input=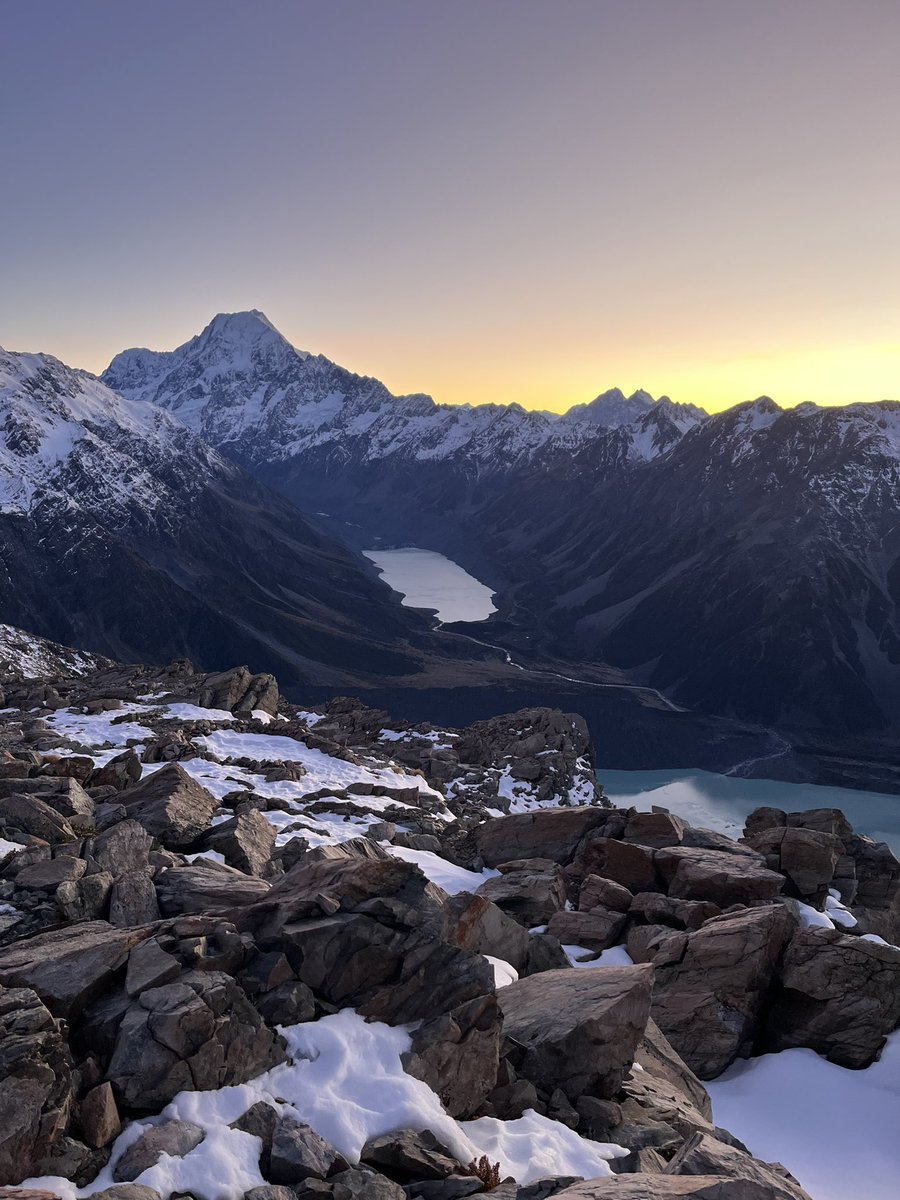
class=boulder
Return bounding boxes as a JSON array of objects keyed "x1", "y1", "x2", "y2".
[
  {"x1": 119, "y1": 765, "x2": 218, "y2": 850},
  {"x1": 196, "y1": 667, "x2": 279, "y2": 717},
  {"x1": 474, "y1": 808, "x2": 610, "y2": 868},
  {"x1": 56, "y1": 871, "x2": 114, "y2": 921},
  {"x1": 442, "y1": 892, "x2": 530, "y2": 974},
  {"x1": 360, "y1": 1129, "x2": 462, "y2": 1182},
  {"x1": 764, "y1": 925, "x2": 900, "y2": 1067},
  {"x1": 665, "y1": 1132, "x2": 813, "y2": 1200},
  {"x1": 655, "y1": 847, "x2": 783, "y2": 907},
  {"x1": 550, "y1": 1178, "x2": 797, "y2": 1198},
  {"x1": 578, "y1": 874, "x2": 633, "y2": 913},
  {"x1": 476, "y1": 861, "x2": 567, "y2": 927},
  {"x1": 650, "y1": 906, "x2": 793, "y2": 1077},
  {"x1": 0, "y1": 794, "x2": 75, "y2": 845},
  {"x1": 401, "y1": 992, "x2": 501, "y2": 1117},
  {"x1": 629, "y1": 893, "x2": 720, "y2": 932},
  {"x1": 567, "y1": 839, "x2": 659, "y2": 894},
  {"x1": 0, "y1": 922, "x2": 146, "y2": 1018},
  {"x1": 546, "y1": 907, "x2": 627, "y2": 951},
  {"x1": 744, "y1": 827, "x2": 841, "y2": 903},
  {"x1": 205, "y1": 810, "x2": 276, "y2": 877},
  {"x1": 0, "y1": 986, "x2": 75, "y2": 1185},
  {"x1": 106, "y1": 969, "x2": 285, "y2": 1112},
  {"x1": 87, "y1": 751, "x2": 142, "y2": 792},
  {"x1": 113, "y1": 1120, "x2": 205, "y2": 1181},
  {"x1": 622, "y1": 812, "x2": 686, "y2": 849},
  {"x1": 497, "y1": 965, "x2": 653, "y2": 1101},
  {"x1": 155, "y1": 864, "x2": 270, "y2": 915},
  {"x1": 269, "y1": 1116, "x2": 340, "y2": 1184},
  {"x1": 76, "y1": 1082, "x2": 121, "y2": 1149},
  {"x1": 14, "y1": 857, "x2": 87, "y2": 890}
]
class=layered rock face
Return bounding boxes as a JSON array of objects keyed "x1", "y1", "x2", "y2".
[{"x1": 0, "y1": 646, "x2": 896, "y2": 1198}]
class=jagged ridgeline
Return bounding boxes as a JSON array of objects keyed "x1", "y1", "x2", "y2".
[
  {"x1": 103, "y1": 311, "x2": 900, "y2": 736},
  {"x1": 0, "y1": 629, "x2": 897, "y2": 1198}
]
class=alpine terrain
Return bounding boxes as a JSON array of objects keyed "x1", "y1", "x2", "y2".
[{"x1": 105, "y1": 312, "x2": 900, "y2": 742}]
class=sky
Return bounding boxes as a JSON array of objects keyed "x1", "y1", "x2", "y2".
[{"x1": 1, "y1": 0, "x2": 898, "y2": 413}]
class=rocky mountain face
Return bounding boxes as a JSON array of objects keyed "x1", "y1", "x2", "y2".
[
  {"x1": 103, "y1": 312, "x2": 702, "y2": 558},
  {"x1": 105, "y1": 313, "x2": 900, "y2": 736},
  {"x1": 0, "y1": 346, "x2": 492, "y2": 689},
  {"x1": 0, "y1": 634, "x2": 897, "y2": 1198}
]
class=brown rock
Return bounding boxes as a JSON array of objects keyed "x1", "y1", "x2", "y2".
[
  {"x1": 119, "y1": 765, "x2": 218, "y2": 850},
  {"x1": 474, "y1": 807, "x2": 610, "y2": 868},
  {"x1": 651, "y1": 906, "x2": 793, "y2": 1077},
  {"x1": 655, "y1": 847, "x2": 783, "y2": 907},
  {"x1": 497, "y1": 965, "x2": 654, "y2": 1101},
  {"x1": 77, "y1": 1082, "x2": 120, "y2": 1150}
]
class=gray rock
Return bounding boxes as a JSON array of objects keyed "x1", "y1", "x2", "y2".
[
  {"x1": 497, "y1": 965, "x2": 654, "y2": 1101},
  {"x1": 443, "y1": 892, "x2": 530, "y2": 973},
  {"x1": 0, "y1": 921, "x2": 146, "y2": 1018},
  {"x1": 546, "y1": 907, "x2": 627, "y2": 951},
  {"x1": 14, "y1": 857, "x2": 87, "y2": 890},
  {"x1": 56, "y1": 872, "x2": 114, "y2": 921},
  {"x1": 474, "y1": 807, "x2": 609, "y2": 868},
  {"x1": 206, "y1": 810, "x2": 276, "y2": 877},
  {"x1": 114, "y1": 1121, "x2": 205, "y2": 1182},
  {"x1": 119, "y1": 765, "x2": 218, "y2": 850},
  {"x1": 0, "y1": 794, "x2": 76, "y2": 844},
  {"x1": 76, "y1": 1082, "x2": 121, "y2": 1149},
  {"x1": 0, "y1": 986, "x2": 75, "y2": 1185},
  {"x1": 269, "y1": 1116, "x2": 340, "y2": 1184},
  {"x1": 155, "y1": 863, "x2": 270, "y2": 915},
  {"x1": 361, "y1": 1129, "x2": 462, "y2": 1182},
  {"x1": 106, "y1": 969, "x2": 285, "y2": 1113},
  {"x1": 196, "y1": 666, "x2": 279, "y2": 717},
  {"x1": 402, "y1": 993, "x2": 500, "y2": 1118},
  {"x1": 476, "y1": 862, "x2": 567, "y2": 927},
  {"x1": 665, "y1": 1131, "x2": 813, "y2": 1199}
]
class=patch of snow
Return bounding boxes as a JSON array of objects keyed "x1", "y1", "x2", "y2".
[
  {"x1": 707, "y1": 1031, "x2": 900, "y2": 1200},
  {"x1": 160, "y1": 704, "x2": 236, "y2": 723},
  {"x1": 194, "y1": 730, "x2": 444, "y2": 802},
  {"x1": 384, "y1": 845, "x2": 500, "y2": 895},
  {"x1": 24, "y1": 1010, "x2": 625, "y2": 1199},
  {"x1": 484, "y1": 955, "x2": 519, "y2": 989},
  {"x1": 563, "y1": 943, "x2": 634, "y2": 969}
]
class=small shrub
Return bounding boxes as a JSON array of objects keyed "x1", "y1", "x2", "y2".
[{"x1": 462, "y1": 1154, "x2": 502, "y2": 1188}]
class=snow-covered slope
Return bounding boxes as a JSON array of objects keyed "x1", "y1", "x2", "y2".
[
  {"x1": 0, "y1": 345, "x2": 474, "y2": 686},
  {"x1": 103, "y1": 310, "x2": 705, "y2": 469}
]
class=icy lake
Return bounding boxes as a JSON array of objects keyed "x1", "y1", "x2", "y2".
[
  {"x1": 363, "y1": 547, "x2": 497, "y2": 623},
  {"x1": 601, "y1": 767, "x2": 900, "y2": 853}
]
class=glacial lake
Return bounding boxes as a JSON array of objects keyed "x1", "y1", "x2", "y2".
[
  {"x1": 602, "y1": 767, "x2": 900, "y2": 853},
  {"x1": 364, "y1": 547, "x2": 497, "y2": 623}
]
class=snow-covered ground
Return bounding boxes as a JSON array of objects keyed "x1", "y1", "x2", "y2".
[
  {"x1": 25, "y1": 1010, "x2": 626, "y2": 1199},
  {"x1": 708, "y1": 1031, "x2": 900, "y2": 1200},
  {"x1": 363, "y1": 547, "x2": 497, "y2": 623}
]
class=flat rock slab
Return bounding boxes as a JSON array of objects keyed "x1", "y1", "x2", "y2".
[
  {"x1": 475, "y1": 808, "x2": 610, "y2": 867},
  {"x1": 497, "y1": 965, "x2": 653, "y2": 1101},
  {"x1": 0, "y1": 922, "x2": 147, "y2": 1017},
  {"x1": 655, "y1": 847, "x2": 784, "y2": 906}
]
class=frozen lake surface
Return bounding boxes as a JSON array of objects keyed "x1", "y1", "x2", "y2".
[
  {"x1": 601, "y1": 767, "x2": 900, "y2": 853},
  {"x1": 364, "y1": 547, "x2": 496, "y2": 623}
]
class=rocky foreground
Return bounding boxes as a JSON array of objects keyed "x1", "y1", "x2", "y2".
[{"x1": 0, "y1": 636, "x2": 898, "y2": 1200}]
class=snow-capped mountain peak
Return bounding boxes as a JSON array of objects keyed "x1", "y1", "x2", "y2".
[{"x1": 103, "y1": 312, "x2": 708, "y2": 471}]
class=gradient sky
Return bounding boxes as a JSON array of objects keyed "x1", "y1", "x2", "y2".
[{"x1": 2, "y1": 0, "x2": 898, "y2": 412}]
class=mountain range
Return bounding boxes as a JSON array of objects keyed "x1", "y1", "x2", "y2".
[
  {"x1": 102, "y1": 311, "x2": 900, "y2": 738},
  {"x1": 0, "y1": 309, "x2": 896, "y2": 749}
]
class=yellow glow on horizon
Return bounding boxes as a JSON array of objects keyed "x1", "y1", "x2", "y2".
[{"x1": 346, "y1": 337, "x2": 900, "y2": 416}]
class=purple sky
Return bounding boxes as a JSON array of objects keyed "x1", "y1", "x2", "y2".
[{"x1": 2, "y1": 0, "x2": 898, "y2": 411}]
